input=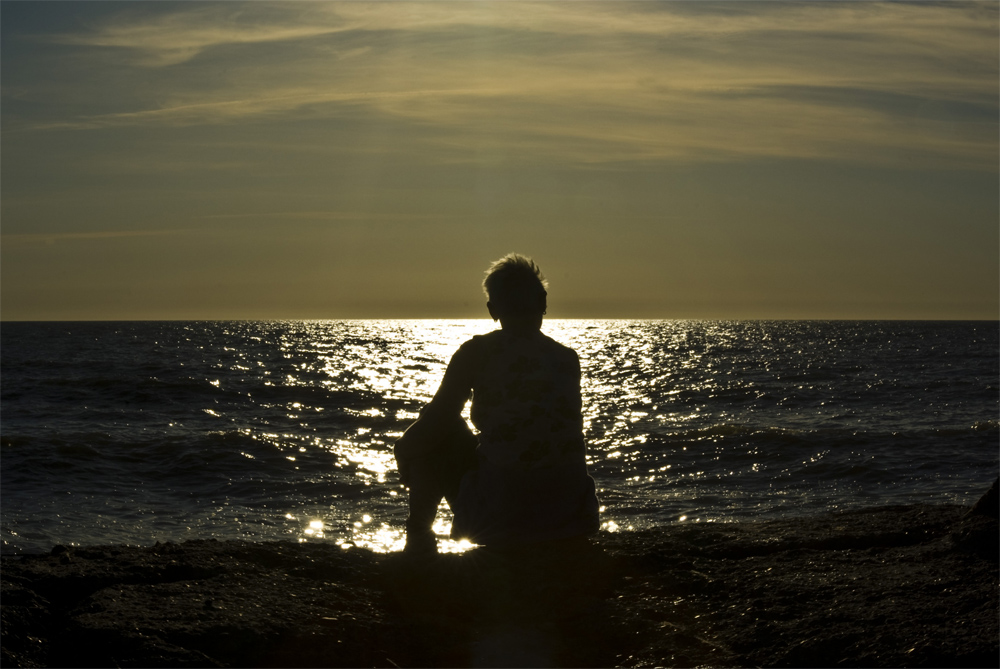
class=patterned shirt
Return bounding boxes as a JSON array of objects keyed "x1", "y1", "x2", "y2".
[{"x1": 463, "y1": 330, "x2": 586, "y2": 470}]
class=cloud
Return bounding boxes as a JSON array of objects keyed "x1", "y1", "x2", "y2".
[
  {"x1": 51, "y1": 1, "x2": 996, "y2": 71},
  {"x1": 48, "y1": 3, "x2": 350, "y2": 66},
  {"x1": 12, "y1": 1, "x2": 998, "y2": 169}
]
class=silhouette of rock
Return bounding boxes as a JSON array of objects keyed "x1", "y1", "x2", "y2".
[
  {"x1": 951, "y1": 478, "x2": 1000, "y2": 561},
  {"x1": 968, "y1": 477, "x2": 999, "y2": 518},
  {"x1": 2, "y1": 501, "x2": 997, "y2": 668}
]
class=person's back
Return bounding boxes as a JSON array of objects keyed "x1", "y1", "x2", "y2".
[
  {"x1": 394, "y1": 253, "x2": 599, "y2": 552},
  {"x1": 468, "y1": 329, "x2": 585, "y2": 470}
]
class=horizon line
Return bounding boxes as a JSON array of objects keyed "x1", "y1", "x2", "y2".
[{"x1": 2, "y1": 316, "x2": 997, "y2": 324}]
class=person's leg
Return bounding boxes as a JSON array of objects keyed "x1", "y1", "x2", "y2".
[
  {"x1": 395, "y1": 437, "x2": 442, "y2": 552},
  {"x1": 442, "y1": 432, "x2": 478, "y2": 508},
  {"x1": 394, "y1": 418, "x2": 477, "y2": 553},
  {"x1": 402, "y1": 456, "x2": 446, "y2": 551}
]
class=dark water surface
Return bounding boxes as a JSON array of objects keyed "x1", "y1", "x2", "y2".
[{"x1": 2, "y1": 320, "x2": 997, "y2": 554}]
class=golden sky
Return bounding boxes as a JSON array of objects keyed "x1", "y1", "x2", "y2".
[{"x1": 2, "y1": 1, "x2": 997, "y2": 320}]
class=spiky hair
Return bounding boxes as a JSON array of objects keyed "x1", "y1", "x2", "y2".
[{"x1": 482, "y1": 253, "x2": 548, "y2": 313}]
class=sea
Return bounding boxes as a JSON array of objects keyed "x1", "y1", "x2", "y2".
[{"x1": 2, "y1": 320, "x2": 997, "y2": 555}]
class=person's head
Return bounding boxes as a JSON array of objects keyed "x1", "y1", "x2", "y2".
[{"x1": 482, "y1": 253, "x2": 548, "y2": 328}]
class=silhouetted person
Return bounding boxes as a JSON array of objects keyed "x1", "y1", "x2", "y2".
[{"x1": 394, "y1": 254, "x2": 600, "y2": 553}]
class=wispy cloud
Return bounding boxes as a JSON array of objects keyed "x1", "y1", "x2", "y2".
[
  {"x1": 10, "y1": 1, "x2": 998, "y2": 169},
  {"x1": 49, "y1": 3, "x2": 350, "y2": 66}
]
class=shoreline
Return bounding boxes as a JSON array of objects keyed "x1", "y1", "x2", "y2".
[{"x1": 3, "y1": 498, "x2": 997, "y2": 667}]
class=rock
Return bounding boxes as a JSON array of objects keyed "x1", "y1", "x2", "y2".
[
  {"x1": 951, "y1": 479, "x2": 1000, "y2": 560},
  {"x1": 967, "y1": 477, "x2": 999, "y2": 519},
  {"x1": 2, "y1": 504, "x2": 997, "y2": 668}
]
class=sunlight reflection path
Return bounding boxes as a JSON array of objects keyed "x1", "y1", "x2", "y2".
[
  {"x1": 256, "y1": 320, "x2": 889, "y2": 554},
  {"x1": 281, "y1": 320, "x2": 757, "y2": 552}
]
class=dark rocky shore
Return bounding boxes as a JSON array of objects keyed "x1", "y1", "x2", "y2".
[{"x1": 3, "y1": 489, "x2": 997, "y2": 667}]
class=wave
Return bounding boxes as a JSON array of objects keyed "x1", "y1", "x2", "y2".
[{"x1": 2, "y1": 320, "x2": 996, "y2": 555}]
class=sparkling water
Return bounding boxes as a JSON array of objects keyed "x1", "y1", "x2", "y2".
[{"x1": 2, "y1": 320, "x2": 996, "y2": 554}]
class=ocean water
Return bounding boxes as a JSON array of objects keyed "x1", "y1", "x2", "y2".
[{"x1": 1, "y1": 320, "x2": 997, "y2": 555}]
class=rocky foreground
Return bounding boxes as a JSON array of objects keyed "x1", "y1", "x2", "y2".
[{"x1": 2, "y1": 489, "x2": 997, "y2": 667}]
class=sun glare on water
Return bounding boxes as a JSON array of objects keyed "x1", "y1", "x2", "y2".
[
  {"x1": 338, "y1": 504, "x2": 477, "y2": 554},
  {"x1": 275, "y1": 321, "x2": 647, "y2": 555}
]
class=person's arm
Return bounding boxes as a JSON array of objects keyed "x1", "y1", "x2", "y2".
[{"x1": 397, "y1": 340, "x2": 477, "y2": 446}]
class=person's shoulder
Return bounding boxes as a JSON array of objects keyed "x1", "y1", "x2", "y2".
[
  {"x1": 463, "y1": 331, "x2": 503, "y2": 348},
  {"x1": 455, "y1": 331, "x2": 498, "y2": 357},
  {"x1": 538, "y1": 331, "x2": 573, "y2": 351},
  {"x1": 539, "y1": 333, "x2": 580, "y2": 361}
]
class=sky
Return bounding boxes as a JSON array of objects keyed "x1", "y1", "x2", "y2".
[{"x1": 1, "y1": 0, "x2": 997, "y2": 321}]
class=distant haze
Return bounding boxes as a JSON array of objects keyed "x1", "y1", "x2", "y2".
[{"x1": 2, "y1": 1, "x2": 997, "y2": 321}]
